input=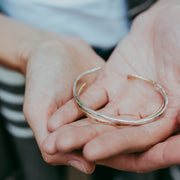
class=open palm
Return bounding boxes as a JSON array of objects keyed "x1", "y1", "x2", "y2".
[{"x1": 44, "y1": 0, "x2": 180, "y2": 173}]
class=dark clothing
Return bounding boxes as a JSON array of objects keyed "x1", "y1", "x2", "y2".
[{"x1": 127, "y1": 0, "x2": 157, "y2": 20}]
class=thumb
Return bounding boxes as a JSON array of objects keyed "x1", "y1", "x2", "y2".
[{"x1": 47, "y1": 83, "x2": 108, "y2": 132}]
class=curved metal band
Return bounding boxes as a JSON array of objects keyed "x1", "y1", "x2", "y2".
[{"x1": 73, "y1": 67, "x2": 168, "y2": 126}]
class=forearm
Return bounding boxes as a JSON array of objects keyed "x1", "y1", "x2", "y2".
[{"x1": 0, "y1": 14, "x2": 59, "y2": 74}]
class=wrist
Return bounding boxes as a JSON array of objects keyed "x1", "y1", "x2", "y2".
[{"x1": 0, "y1": 14, "x2": 63, "y2": 74}]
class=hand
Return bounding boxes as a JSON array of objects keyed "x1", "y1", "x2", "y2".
[
  {"x1": 23, "y1": 36, "x2": 104, "y2": 173},
  {"x1": 0, "y1": 14, "x2": 104, "y2": 173},
  {"x1": 43, "y1": 0, "x2": 180, "y2": 172},
  {"x1": 98, "y1": 127, "x2": 180, "y2": 173}
]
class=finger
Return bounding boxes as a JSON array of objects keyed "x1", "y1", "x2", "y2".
[
  {"x1": 44, "y1": 118, "x2": 117, "y2": 154},
  {"x1": 45, "y1": 104, "x2": 120, "y2": 154},
  {"x1": 43, "y1": 151, "x2": 95, "y2": 174},
  {"x1": 55, "y1": 122, "x2": 116, "y2": 153},
  {"x1": 47, "y1": 83, "x2": 108, "y2": 132},
  {"x1": 83, "y1": 114, "x2": 178, "y2": 161},
  {"x1": 43, "y1": 125, "x2": 75, "y2": 154},
  {"x1": 24, "y1": 97, "x2": 96, "y2": 174},
  {"x1": 98, "y1": 134, "x2": 180, "y2": 173}
]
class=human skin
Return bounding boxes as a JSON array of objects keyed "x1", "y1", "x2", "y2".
[
  {"x1": 0, "y1": 14, "x2": 105, "y2": 173},
  {"x1": 44, "y1": 0, "x2": 180, "y2": 173}
]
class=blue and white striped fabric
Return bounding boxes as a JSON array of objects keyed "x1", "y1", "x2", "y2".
[{"x1": 0, "y1": 66, "x2": 33, "y2": 138}]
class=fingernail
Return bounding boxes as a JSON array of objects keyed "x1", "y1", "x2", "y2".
[{"x1": 68, "y1": 160, "x2": 88, "y2": 174}]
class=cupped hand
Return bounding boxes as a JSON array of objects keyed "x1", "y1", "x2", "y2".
[
  {"x1": 23, "y1": 35, "x2": 104, "y2": 173},
  {"x1": 44, "y1": 0, "x2": 180, "y2": 172},
  {"x1": 98, "y1": 126, "x2": 180, "y2": 173}
]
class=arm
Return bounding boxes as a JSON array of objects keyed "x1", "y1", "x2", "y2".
[{"x1": 0, "y1": 14, "x2": 51, "y2": 73}]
